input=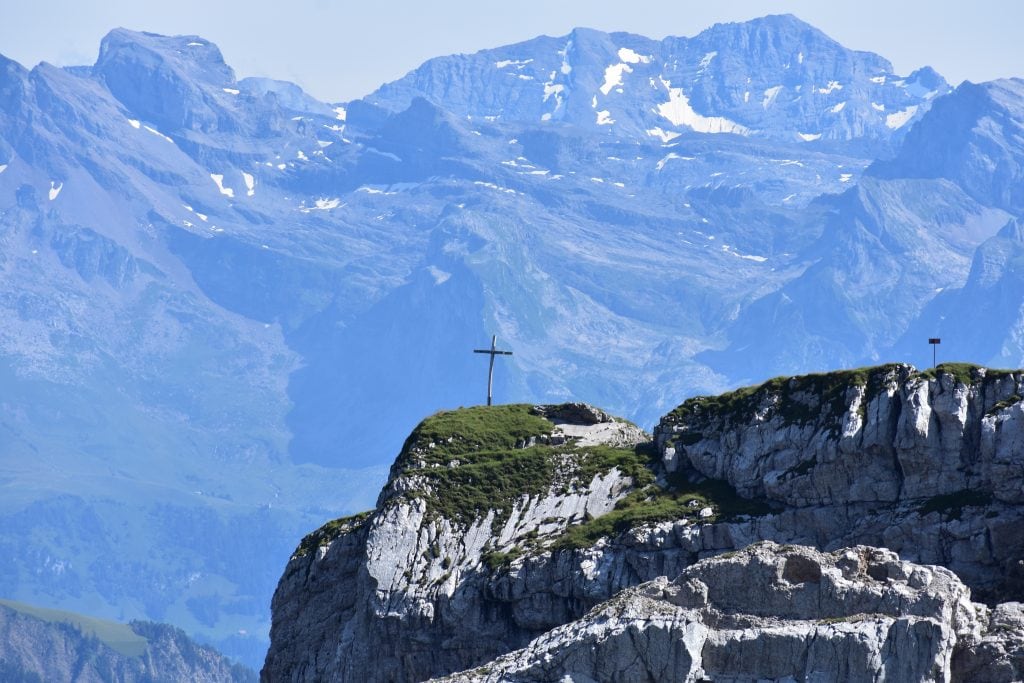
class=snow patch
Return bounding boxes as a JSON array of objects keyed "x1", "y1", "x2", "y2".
[
  {"x1": 144, "y1": 126, "x2": 173, "y2": 143},
  {"x1": 886, "y1": 105, "x2": 918, "y2": 129},
  {"x1": 222, "y1": 87, "x2": 240, "y2": 95},
  {"x1": 600, "y1": 63, "x2": 632, "y2": 95},
  {"x1": 242, "y1": 172, "x2": 255, "y2": 196},
  {"x1": 311, "y1": 198, "x2": 341, "y2": 210},
  {"x1": 473, "y1": 181, "x2": 519, "y2": 195},
  {"x1": 817, "y1": 81, "x2": 843, "y2": 94},
  {"x1": 830, "y1": 101, "x2": 847, "y2": 113},
  {"x1": 762, "y1": 86, "x2": 782, "y2": 109},
  {"x1": 840, "y1": 173, "x2": 853, "y2": 182},
  {"x1": 127, "y1": 119, "x2": 140, "y2": 129},
  {"x1": 870, "y1": 75, "x2": 887, "y2": 84},
  {"x1": 427, "y1": 265, "x2": 451, "y2": 285},
  {"x1": 333, "y1": 106, "x2": 347, "y2": 121},
  {"x1": 182, "y1": 204, "x2": 208, "y2": 221},
  {"x1": 596, "y1": 110, "x2": 614, "y2": 125},
  {"x1": 48, "y1": 181, "x2": 62, "y2": 201},
  {"x1": 186, "y1": 42, "x2": 204, "y2": 47},
  {"x1": 542, "y1": 79, "x2": 565, "y2": 120},
  {"x1": 697, "y1": 51, "x2": 717, "y2": 72},
  {"x1": 277, "y1": 163, "x2": 286, "y2": 170},
  {"x1": 617, "y1": 47, "x2": 650, "y2": 64},
  {"x1": 296, "y1": 150, "x2": 308, "y2": 161},
  {"x1": 0, "y1": 164, "x2": 6, "y2": 174},
  {"x1": 655, "y1": 153, "x2": 694, "y2": 171},
  {"x1": 558, "y1": 39, "x2": 573, "y2": 75},
  {"x1": 798, "y1": 132, "x2": 821, "y2": 142},
  {"x1": 495, "y1": 58, "x2": 533, "y2": 69},
  {"x1": 210, "y1": 174, "x2": 235, "y2": 198},
  {"x1": 317, "y1": 140, "x2": 333, "y2": 148},
  {"x1": 543, "y1": 82, "x2": 564, "y2": 102},
  {"x1": 872, "y1": 102, "x2": 886, "y2": 112},
  {"x1": 744, "y1": 91, "x2": 750, "y2": 103},
  {"x1": 658, "y1": 79, "x2": 749, "y2": 135},
  {"x1": 797, "y1": 52, "x2": 804, "y2": 64},
  {"x1": 722, "y1": 244, "x2": 768, "y2": 262}
]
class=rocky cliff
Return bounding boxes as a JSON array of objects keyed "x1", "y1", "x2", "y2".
[
  {"x1": 263, "y1": 365, "x2": 1024, "y2": 681},
  {"x1": 439, "y1": 543, "x2": 1024, "y2": 682}
]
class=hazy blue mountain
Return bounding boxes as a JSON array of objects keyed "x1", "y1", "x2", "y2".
[
  {"x1": 706, "y1": 78, "x2": 1024, "y2": 379},
  {"x1": 895, "y1": 217, "x2": 1024, "y2": 367},
  {"x1": 0, "y1": 599, "x2": 255, "y2": 682},
  {"x1": 369, "y1": 14, "x2": 947, "y2": 154},
  {"x1": 0, "y1": 15, "x2": 1015, "y2": 669}
]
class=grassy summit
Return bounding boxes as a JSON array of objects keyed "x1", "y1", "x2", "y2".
[
  {"x1": 295, "y1": 403, "x2": 771, "y2": 559},
  {"x1": 666, "y1": 363, "x2": 1019, "y2": 434},
  {"x1": 394, "y1": 404, "x2": 649, "y2": 528}
]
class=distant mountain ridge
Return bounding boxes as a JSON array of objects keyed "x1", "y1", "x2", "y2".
[
  {"x1": 0, "y1": 599, "x2": 254, "y2": 682},
  {"x1": 369, "y1": 15, "x2": 947, "y2": 153},
  {"x1": 0, "y1": 14, "x2": 1019, "y2": 670}
]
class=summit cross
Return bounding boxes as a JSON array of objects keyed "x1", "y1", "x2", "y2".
[{"x1": 473, "y1": 335, "x2": 512, "y2": 406}]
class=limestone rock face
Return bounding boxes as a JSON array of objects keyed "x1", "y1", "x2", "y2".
[
  {"x1": 262, "y1": 404, "x2": 648, "y2": 682},
  {"x1": 438, "y1": 543, "x2": 1022, "y2": 683},
  {"x1": 655, "y1": 363, "x2": 1024, "y2": 595},
  {"x1": 264, "y1": 366, "x2": 1024, "y2": 682}
]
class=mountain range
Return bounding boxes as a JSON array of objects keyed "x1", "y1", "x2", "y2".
[{"x1": 0, "y1": 13, "x2": 1020, "y2": 668}]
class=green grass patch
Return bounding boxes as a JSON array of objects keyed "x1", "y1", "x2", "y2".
[
  {"x1": 407, "y1": 443, "x2": 651, "y2": 528},
  {"x1": 915, "y1": 363, "x2": 1016, "y2": 386},
  {"x1": 550, "y1": 473, "x2": 772, "y2": 551},
  {"x1": 293, "y1": 510, "x2": 373, "y2": 558},
  {"x1": 482, "y1": 547, "x2": 524, "y2": 570},
  {"x1": 0, "y1": 599, "x2": 149, "y2": 657},
  {"x1": 396, "y1": 404, "x2": 554, "y2": 467},
  {"x1": 668, "y1": 365, "x2": 907, "y2": 434},
  {"x1": 392, "y1": 405, "x2": 652, "y2": 530},
  {"x1": 988, "y1": 394, "x2": 1022, "y2": 416},
  {"x1": 918, "y1": 490, "x2": 994, "y2": 521}
]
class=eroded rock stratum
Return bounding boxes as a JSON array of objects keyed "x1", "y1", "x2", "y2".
[{"x1": 263, "y1": 365, "x2": 1024, "y2": 682}]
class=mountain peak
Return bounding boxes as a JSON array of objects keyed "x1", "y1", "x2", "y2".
[
  {"x1": 93, "y1": 28, "x2": 238, "y2": 132},
  {"x1": 97, "y1": 28, "x2": 233, "y2": 83},
  {"x1": 367, "y1": 15, "x2": 941, "y2": 152}
]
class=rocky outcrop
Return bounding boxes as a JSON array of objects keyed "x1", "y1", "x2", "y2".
[
  {"x1": 656, "y1": 363, "x2": 1024, "y2": 597},
  {"x1": 0, "y1": 603, "x2": 255, "y2": 682},
  {"x1": 263, "y1": 404, "x2": 649, "y2": 682},
  {"x1": 264, "y1": 365, "x2": 1024, "y2": 682},
  {"x1": 438, "y1": 542, "x2": 1024, "y2": 683}
]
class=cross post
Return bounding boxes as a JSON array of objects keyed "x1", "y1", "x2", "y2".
[{"x1": 473, "y1": 335, "x2": 513, "y2": 406}]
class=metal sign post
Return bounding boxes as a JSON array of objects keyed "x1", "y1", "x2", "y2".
[{"x1": 928, "y1": 338, "x2": 941, "y2": 369}]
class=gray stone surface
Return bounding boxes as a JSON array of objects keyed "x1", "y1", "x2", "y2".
[
  {"x1": 438, "y1": 543, "x2": 1019, "y2": 683},
  {"x1": 264, "y1": 369, "x2": 1024, "y2": 682}
]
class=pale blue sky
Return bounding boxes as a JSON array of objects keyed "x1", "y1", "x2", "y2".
[{"x1": 0, "y1": 0, "x2": 1020, "y2": 103}]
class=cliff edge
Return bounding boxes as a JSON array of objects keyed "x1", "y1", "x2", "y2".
[{"x1": 263, "y1": 365, "x2": 1024, "y2": 681}]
